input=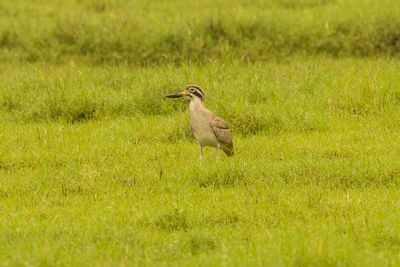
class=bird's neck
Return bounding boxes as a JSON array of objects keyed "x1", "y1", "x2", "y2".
[
  {"x1": 189, "y1": 98, "x2": 206, "y2": 116},
  {"x1": 189, "y1": 98, "x2": 205, "y2": 108}
]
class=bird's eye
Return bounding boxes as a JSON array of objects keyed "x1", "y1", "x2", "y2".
[{"x1": 189, "y1": 88, "x2": 196, "y2": 93}]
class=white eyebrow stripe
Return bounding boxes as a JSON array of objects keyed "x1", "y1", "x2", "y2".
[{"x1": 193, "y1": 89, "x2": 203, "y2": 98}]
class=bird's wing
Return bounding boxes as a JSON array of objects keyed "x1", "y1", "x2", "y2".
[{"x1": 211, "y1": 117, "x2": 234, "y2": 156}]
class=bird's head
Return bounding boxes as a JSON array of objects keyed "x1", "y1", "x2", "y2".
[{"x1": 166, "y1": 84, "x2": 206, "y2": 102}]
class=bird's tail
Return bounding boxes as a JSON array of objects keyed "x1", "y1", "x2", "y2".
[{"x1": 222, "y1": 145, "x2": 234, "y2": 156}]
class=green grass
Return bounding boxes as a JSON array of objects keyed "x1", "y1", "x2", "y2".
[
  {"x1": 1, "y1": 57, "x2": 400, "y2": 266},
  {"x1": 2, "y1": 0, "x2": 400, "y2": 265},
  {"x1": 1, "y1": 0, "x2": 400, "y2": 64}
]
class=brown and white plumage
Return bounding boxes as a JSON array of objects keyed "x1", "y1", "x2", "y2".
[
  {"x1": 166, "y1": 84, "x2": 234, "y2": 160},
  {"x1": 211, "y1": 117, "x2": 234, "y2": 156}
]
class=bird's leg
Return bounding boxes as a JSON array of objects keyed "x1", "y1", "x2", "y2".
[
  {"x1": 199, "y1": 146, "x2": 203, "y2": 162},
  {"x1": 216, "y1": 144, "x2": 220, "y2": 162}
]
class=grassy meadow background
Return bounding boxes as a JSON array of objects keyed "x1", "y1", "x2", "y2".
[{"x1": 1, "y1": 0, "x2": 400, "y2": 266}]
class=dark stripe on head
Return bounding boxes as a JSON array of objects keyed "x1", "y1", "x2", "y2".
[
  {"x1": 193, "y1": 90, "x2": 203, "y2": 98},
  {"x1": 186, "y1": 84, "x2": 200, "y2": 89},
  {"x1": 185, "y1": 84, "x2": 206, "y2": 101}
]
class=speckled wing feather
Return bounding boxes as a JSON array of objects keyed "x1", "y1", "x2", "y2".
[{"x1": 210, "y1": 117, "x2": 234, "y2": 156}]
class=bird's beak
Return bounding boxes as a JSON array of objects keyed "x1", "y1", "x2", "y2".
[{"x1": 166, "y1": 90, "x2": 188, "y2": 98}]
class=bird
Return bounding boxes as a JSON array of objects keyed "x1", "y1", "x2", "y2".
[{"x1": 166, "y1": 84, "x2": 234, "y2": 161}]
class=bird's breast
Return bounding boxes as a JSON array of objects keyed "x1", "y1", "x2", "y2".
[{"x1": 189, "y1": 107, "x2": 218, "y2": 147}]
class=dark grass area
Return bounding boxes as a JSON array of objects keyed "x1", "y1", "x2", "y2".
[{"x1": 1, "y1": 0, "x2": 400, "y2": 64}]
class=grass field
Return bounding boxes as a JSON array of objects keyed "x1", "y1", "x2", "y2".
[
  {"x1": 1, "y1": 0, "x2": 400, "y2": 64},
  {"x1": 2, "y1": 0, "x2": 400, "y2": 266}
]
